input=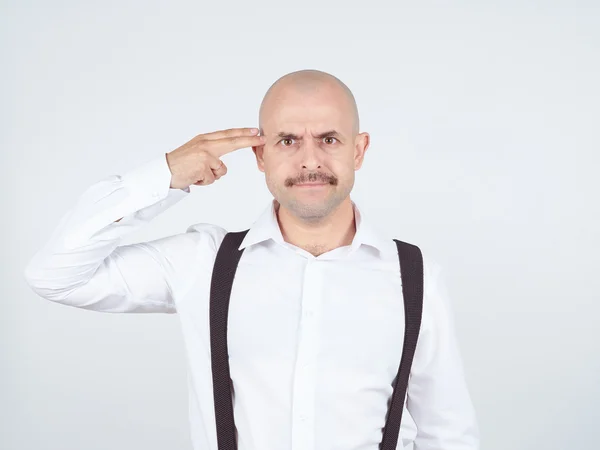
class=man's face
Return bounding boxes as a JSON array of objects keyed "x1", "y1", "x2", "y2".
[{"x1": 254, "y1": 85, "x2": 369, "y2": 221}]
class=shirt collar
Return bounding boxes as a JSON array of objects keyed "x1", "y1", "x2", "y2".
[{"x1": 238, "y1": 199, "x2": 390, "y2": 254}]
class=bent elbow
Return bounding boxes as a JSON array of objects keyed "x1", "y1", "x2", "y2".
[{"x1": 23, "y1": 260, "x2": 78, "y2": 303}]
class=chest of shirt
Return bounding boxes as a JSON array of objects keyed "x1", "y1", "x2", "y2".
[{"x1": 176, "y1": 242, "x2": 407, "y2": 383}]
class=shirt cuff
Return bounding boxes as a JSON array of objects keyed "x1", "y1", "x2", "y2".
[
  {"x1": 63, "y1": 154, "x2": 189, "y2": 248},
  {"x1": 121, "y1": 153, "x2": 176, "y2": 205}
]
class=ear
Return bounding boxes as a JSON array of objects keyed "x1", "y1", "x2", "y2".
[
  {"x1": 354, "y1": 132, "x2": 370, "y2": 170},
  {"x1": 252, "y1": 145, "x2": 266, "y2": 172}
]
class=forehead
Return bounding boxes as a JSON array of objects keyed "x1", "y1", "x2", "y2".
[{"x1": 260, "y1": 88, "x2": 354, "y2": 134}]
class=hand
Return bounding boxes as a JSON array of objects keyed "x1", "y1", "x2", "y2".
[{"x1": 165, "y1": 127, "x2": 265, "y2": 189}]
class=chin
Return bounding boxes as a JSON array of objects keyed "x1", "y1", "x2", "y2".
[
  {"x1": 282, "y1": 197, "x2": 341, "y2": 221},
  {"x1": 269, "y1": 179, "x2": 351, "y2": 220}
]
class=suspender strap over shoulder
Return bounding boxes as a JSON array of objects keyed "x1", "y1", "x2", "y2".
[
  {"x1": 380, "y1": 239, "x2": 424, "y2": 450},
  {"x1": 209, "y1": 231, "x2": 423, "y2": 450},
  {"x1": 209, "y1": 230, "x2": 249, "y2": 450}
]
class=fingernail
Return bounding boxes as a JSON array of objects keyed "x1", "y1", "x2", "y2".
[{"x1": 251, "y1": 128, "x2": 258, "y2": 134}]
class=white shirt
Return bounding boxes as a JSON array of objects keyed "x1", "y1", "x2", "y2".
[{"x1": 24, "y1": 154, "x2": 480, "y2": 450}]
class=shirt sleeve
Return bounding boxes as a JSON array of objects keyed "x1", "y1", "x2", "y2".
[
  {"x1": 406, "y1": 256, "x2": 480, "y2": 450},
  {"x1": 23, "y1": 154, "x2": 200, "y2": 314}
]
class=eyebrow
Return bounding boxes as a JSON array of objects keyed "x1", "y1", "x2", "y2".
[{"x1": 276, "y1": 130, "x2": 342, "y2": 140}]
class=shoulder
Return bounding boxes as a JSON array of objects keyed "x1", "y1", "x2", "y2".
[
  {"x1": 417, "y1": 249, "x2": 457, "y2": 329},
  {"x1": 385, "y1": 238, "x2": 454, "y2": 324},
  {"x1": 391, "y1": 240, "x2": 445, "y2": 303},
  {"x1": 185, "y1": 222, "x2": 229, "y2": 251},
  {"x1": 390, "y1": 239, "x2": 443, "y2": 279},
  {"x1": 420, "y1": 248, "x2": 443, "y2": 289},
  {"x1": 141, "y1": 222, "x2": 229, "y2": 275}
]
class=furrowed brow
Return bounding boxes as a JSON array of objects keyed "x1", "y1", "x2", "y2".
[{"x1": 276, "y1": 130, "x2": 342, "y2": 140}]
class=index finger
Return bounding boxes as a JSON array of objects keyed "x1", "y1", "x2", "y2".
[
  {"x1": 198, "y1": 127, "x2": 260, "y2": 141},
  {"x1": 208, "y1": 135, "x2": 266, "y2": 157}
]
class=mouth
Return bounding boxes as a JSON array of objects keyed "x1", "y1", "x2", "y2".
[{"x1": 293, "y1": 182, "x2": 330, "y2": 188}]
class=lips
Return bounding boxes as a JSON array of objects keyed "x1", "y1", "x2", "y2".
[{"x1": 294, "y1": 182, "x2": 329, "y2": 187}]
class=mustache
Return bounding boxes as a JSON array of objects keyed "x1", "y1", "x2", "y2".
[{"x1": 285, "y1": 172, "x2": 338, "y2": 187}]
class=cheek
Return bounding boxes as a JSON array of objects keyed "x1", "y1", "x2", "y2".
[
  {"x1": 262, "y1": 155, "x2": 290, "y2": 185},
  {"x1": 264, "y1": 156, "x2": 287, "y2": 175},
  {"x1": 264, "y1": 147, "x2": 295, "y2": 168},
  {"x1": 263, "y1": 146, "x2": 354, "y2": 176},
  {"x1": 328, "y1": 151, "x2": 357, "y2": 174}
]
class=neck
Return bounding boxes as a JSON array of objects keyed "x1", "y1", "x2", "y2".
[{"x1": 275, "y1": 198, "x2": 356, "y2": 257}]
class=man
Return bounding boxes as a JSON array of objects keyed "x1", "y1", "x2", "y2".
[{"x1": 24, "y1": 69, "x2": 479, "y2": 450}]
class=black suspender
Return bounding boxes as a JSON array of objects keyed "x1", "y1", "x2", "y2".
[
  {"x1": 209, "y1": 230, "x2": 249, "y2": 450},
  {"x1": 209, "y1": 230, "x2": 424, "y2": 450},
  {"x1": 380, "y1": 239, "x2": 424, "y2": 450}
]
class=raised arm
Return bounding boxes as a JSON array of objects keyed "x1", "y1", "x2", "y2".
[{"x1": 23, "y1": 128, "x2": 265, "y2": 313}]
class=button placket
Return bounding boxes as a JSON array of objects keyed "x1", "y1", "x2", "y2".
[{"x1": 291, "y1": 259, "x2": 322, "y2": 450}]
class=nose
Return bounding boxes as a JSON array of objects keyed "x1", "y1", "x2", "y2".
[{"x1": 299, "y1": 140, "x2": 322, "y2": 170}]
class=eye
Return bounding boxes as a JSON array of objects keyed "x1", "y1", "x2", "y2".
[
  {"x1": 280, "y1": 138, "x2": 295, "y2": 147},
  {"x1": 323, "y1": 136, "x2": 338, "y2": 144}
]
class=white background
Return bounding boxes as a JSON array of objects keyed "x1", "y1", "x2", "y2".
[{"x1": 2, "y1": 1, "x2": 599, "y2": 449}]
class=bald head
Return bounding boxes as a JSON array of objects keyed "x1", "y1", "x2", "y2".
[
  {"x1": 258, "y1": 69, "x2": 360, "y2": 136},
  {"x1": 252, "y1": 70, "x2": 370, "y2": 223}
]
